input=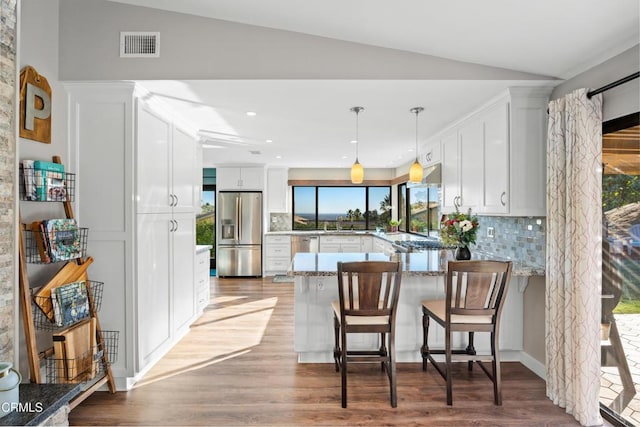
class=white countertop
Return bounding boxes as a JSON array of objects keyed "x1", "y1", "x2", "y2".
[{"x1": 196, "y1": 245, "x2": 213, "y2": 254}]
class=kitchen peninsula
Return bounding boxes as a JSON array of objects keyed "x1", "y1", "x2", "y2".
[{"x1": 290, "y1": 250, "x2": 542, "y2": 365}]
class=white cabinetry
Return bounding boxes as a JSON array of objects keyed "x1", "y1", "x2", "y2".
[
  {"x1": 320, "y1": 235, "x2": 361, "y2": 253},
  {"x1": 372, "y1": 236, "x2": 395, "y2": 255},
  {"x1": 266, "y1": 167, "x2": 289, "y2": 213},
  {"x1": 216, "y1": 167, "x2": 264, "y2": 191},
  {"x1": 195, "y1": 247, "x2": 211, "y2": 315},
  {"x1": 265, "y1": 235, "x2": 292, "y2": 275},
  {"x1": 458, "y1": 119, "x2": 484, "y2": 212},
  {"x1": 441, "y1": 130, "x2": 460, "y2": 211},
  {"x1": 137, "y1": 103, "x2": 196, "y2": 214},
  {"x1": 481, "y1": 103, "x2": 509, "y2": 214},
  {"x1": 422, "y1": 140, "x2": 441, "y2": 168},
  {"x1": 137, "y1": 212, "x2": 195, "y2": 365},
  {"x1": 66, "y1": 82, "x2": 198, "y2": 389},
  {"x1": 437, "y1": 87, "x2": 551, "y2": 216},
  {"x1": 360, "y1": 235, "x2": 373, "y2": 252}
]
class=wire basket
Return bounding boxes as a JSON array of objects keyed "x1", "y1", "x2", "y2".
[
  {"x1": 32, "y1": 281, "x2": 104, "y2": 331},
  {"x1": 45, "y1": 330, "x2": 119, "y2": 385},
  {"x1": 22, "y1": 226, "x2": 88, "y2": 264},
  {"x1": 19, "y1": 166, "x2": 76, "y2": 202}
]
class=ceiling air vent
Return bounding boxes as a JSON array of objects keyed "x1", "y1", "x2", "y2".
[
  {"x1": 120, "y1": 32, "x2": 160, "y2": 58},
  {"x1": 250, "y1": 150, "x2": 262, "y2": 155}
]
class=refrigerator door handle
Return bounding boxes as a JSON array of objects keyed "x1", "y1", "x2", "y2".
[
  {"x1": 235, "y1": 196, "x2": 241, "y2": 241},
  {"x1": 238, "y1": 196, "x2": 243, "y2": 241}
]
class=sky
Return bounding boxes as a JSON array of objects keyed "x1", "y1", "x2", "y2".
[
  {"x1": 294, "y1": 186, "x2": 390, "y2": 215},
  {"x1": 202, "y1": 190, "x2": 215, "y2": 206}
]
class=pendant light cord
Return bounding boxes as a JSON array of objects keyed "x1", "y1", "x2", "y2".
[
  {"x1": 350, "y1": 106, "x2": 364, "y2": 161},
  {"x1": 410, "y1": 107, "x2": 424, "y2": 162},
  {"x1": 414, "y1": 109, "x2": 418, "y2": 161},
  {"x1": 356, "y1": 109, "x2": 359, "y2": 160}
]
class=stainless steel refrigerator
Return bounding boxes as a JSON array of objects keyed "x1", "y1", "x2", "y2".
[{"x1": 217, "y1": 191, "x2": 262, "y2": 277}]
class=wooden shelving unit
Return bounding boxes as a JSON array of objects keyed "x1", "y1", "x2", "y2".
[{"x1": 18, "y1": 155, "x2": 116, "y2": 408}]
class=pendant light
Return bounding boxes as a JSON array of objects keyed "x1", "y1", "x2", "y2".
[
  {"x1": 350, "y1": 106, "x2": 364, "y2": 184},
  {"x1": 409, "y1": 107, "x2": 424, "y2": 183}
]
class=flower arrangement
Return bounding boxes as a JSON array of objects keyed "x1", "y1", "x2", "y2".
[{"x1": 439, "y1": 211, "x2": 479, "y2": 247}]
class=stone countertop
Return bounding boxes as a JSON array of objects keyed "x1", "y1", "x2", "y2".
[
  {"x1": 196, "y1": 245, "x2": 213, "y2": 254},
  {"x1": 289, "y1": 251, "x2": 544, "y2": 277},
  {"x1": 0, "y1": 383, "x2": 82, "y2": 426},
  {"x1": 265, "y1": 230, "x2": 430, "y2": 243}
]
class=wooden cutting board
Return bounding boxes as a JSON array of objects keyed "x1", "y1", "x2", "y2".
[
  {"x1": 53, "y1": 317, "x2": 95, "y2": 381},
  {"x1": 33, "y1": 256, "x2": 93, "y2": 322}
]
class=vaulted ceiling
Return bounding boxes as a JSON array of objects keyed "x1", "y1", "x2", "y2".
[{"x1": 101, "y1": 0, "x2": 639, "y2": 168}]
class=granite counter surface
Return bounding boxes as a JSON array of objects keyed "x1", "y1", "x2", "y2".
[
  {"x1": 289, "y1": 251, "x2": 544, "y2": 277},
  {"x1": 0, "y1": 383, "x2": 82, "y2": 426}
]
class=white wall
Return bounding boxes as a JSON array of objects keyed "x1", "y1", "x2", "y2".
[
  {"x1": 550, "y1": 44, "x2": 639, "y2": 121},
  {"x1": 57, "y1": 0, "x2": 551, "y2": 81},
  {"x1": 19, "y1": 0, "x2": 66, "y2": 165},
  {"x1": 17, "y1": 0, "x2": 70, "y2": 381}
]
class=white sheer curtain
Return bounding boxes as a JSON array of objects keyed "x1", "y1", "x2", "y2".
[{"x1": 546, "y1": 88, "x2": 603, "y2": 426}]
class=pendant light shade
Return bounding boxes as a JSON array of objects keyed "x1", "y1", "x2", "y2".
[
  {"x1": 350, "y1": 106, "x2": 364, "y2": 184},
  {"x1": 351, "y1": 160, "x2": 364, "y2": 184},
  {"x1": 409, "y1": 107, "x2": 424, "y2": 183}
]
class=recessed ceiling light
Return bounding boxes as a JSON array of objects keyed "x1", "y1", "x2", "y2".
[
  {"x1": 350, "y1": 140, "x2": 357, "y2": 144},
  {"x1": 341, "y1": 155, "x2": 348, "y2": 159},
  {"x1": 246, "y1": 111, "x2": 257, "y2": 116},
  {"x1": 408, "y1": 148, "x2": 414, "y2": 152},
  {"x1": 265, "y1": 139, "x2": 273, "y2": 143},
  {"x1": 275, "y1": 155, "x2": 282, "y2": 159}
]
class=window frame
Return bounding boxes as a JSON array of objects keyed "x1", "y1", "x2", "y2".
[{"x1": 291, "y1": 185, "x2": 391, "y2": 230}]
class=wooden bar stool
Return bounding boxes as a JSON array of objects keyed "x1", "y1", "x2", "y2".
[
  {"x1": 421, "y1": 260, "x2": 512, "y2": 405},
  {"x1": 332, "y1": 260, "x2": 402, "y2": 408}
]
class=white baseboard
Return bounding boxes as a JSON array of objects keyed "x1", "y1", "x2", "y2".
[{"x1": 520, "y1": 351, "x2": 546, "y2": 380}]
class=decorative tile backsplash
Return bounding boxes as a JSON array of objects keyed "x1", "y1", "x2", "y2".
[
  {"x1": 270, "y1": 213, "x2": 292, "y2": 231},
  {"x1": 474, "y1": 216, "x2": 546, "y2": 268}
]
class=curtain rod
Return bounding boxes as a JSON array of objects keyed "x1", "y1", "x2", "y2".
[{"x1": 587, "y1": 71, "x2": 640, "y2": 99}]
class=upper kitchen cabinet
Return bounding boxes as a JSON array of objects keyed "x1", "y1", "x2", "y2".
[
  {"x1": 481, "y1": 103, "x2": 510, "y2": 214},
  {"x1": 441, "y1": 119, "x2": 483, "y2": 212},
  {"x1": 435, "y1": 87, "x2": 552, "y2": 216},
  {"x1": 217, "y1": 167, "x2": 265, "y2": 191},
  {"x1": 266, "y1": 167, "x2": 289, "y2": 213},
  {"x1": 137, "y1": 102, "x2": 197, "y2": 214},
  {"x1": 421, "y1": 140, "x2": 441, "y2": 168},
  {"x1": 441, "y1": 130, "x2": 460, "y2": 211}
]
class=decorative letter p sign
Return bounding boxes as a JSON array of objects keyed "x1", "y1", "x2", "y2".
[{"x1": 20, "y1": 66, "x2": 52, "y2": 144}]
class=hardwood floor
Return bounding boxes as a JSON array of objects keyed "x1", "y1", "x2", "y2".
[{"x1": 70, "y1": 277, "x2": 579, "y2": 426}]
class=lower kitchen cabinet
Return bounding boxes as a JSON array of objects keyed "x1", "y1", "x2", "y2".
[
  {"x1": 137, "y1": 212, "x2": 195, "y2": 367},
  {"x1": 319, "y1": 235, "x2": 361, "y2": 253},
  {"x1": 373, "y1": 236, "x2": 395, "y2": 255},
  {"x1": 265, "y1": 235, "x2": 292, "y2": 275},
  {"x1": 195, "y1": 246, "x2": 211, "y2": 314}
]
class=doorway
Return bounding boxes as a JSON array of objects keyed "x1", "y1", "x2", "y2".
[{"x1": 600, "y1": 112, "x2": 640, "y2": 425}]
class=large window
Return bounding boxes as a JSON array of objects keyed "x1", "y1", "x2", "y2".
[
  {"x1": 292, "y1": 186, "x2": 391, "y2": 230},
  {"x1": 398, "y1": 182, "x2": 441, "y2": 236}
]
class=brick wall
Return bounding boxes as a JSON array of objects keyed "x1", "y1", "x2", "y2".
[{"x1": 0, "y1": 0, "x2": 17, "y2": 363}]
